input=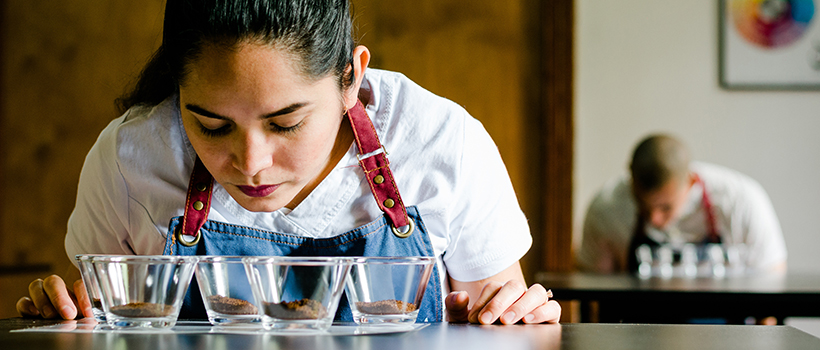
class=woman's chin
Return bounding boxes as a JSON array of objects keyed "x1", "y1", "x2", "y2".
[{"x1": 232, "y1": 195, "x2": 290, "y2": 213}]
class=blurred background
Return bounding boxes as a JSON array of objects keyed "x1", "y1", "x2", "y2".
[{"x1": 0, "y1": 0, "x2": 818, "y2": 320}]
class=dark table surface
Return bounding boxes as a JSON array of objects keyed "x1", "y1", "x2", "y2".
[
  {"x1": 2, "y1": 318, "x2": 820, "y2": 350},
  {"x1": 536, "y1": 272, "x2": 820, "y2": 323}
]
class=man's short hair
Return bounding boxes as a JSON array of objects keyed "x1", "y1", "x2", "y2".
[{"x1": 629, "y1": 134, "x2": 691, "y2": 192}]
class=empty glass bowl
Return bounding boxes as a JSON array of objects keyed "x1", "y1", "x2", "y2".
[
  {"x1": 244, "y1": 256, "x2": 351, "y2": 332},
  {"x1": 74, "y1": 254, "x2": 106, "y2": 322},
  {"x1": 195, "y1": 256, "x2": 260, "y2": 326},
  {"x1": 91, "y1": 255, "x2": 198, "y2": 328},
  {"x1": 345, "y1": 256, "x2": 436, "y2": 325}
]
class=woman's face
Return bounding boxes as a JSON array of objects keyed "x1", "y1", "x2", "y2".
[{"x1": 178, "y1": 42, "x2": 353, "y2": 212}]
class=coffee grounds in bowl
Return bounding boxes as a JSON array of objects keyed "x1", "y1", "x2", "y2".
[
  {"x1": 263, "y1": 299, "x2": 328, "y2": 319},
  {"x1": 110, "y1": 302, "x2": 174, "y2": 317},
  {"x1": 207, "y1": 295, "x2": 258, "y2": 315},
  {"x1": 356, "y1": 300, "x2": 417, "y2": 314}
]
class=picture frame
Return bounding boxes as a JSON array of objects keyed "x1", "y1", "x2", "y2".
[{"x1": 719, "y1": 0, "x2": 820, "y2": 90}]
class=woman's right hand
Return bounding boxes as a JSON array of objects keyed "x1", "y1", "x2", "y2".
[{"x1": 16, "y1": 275, "x2": 91, "y2": 320}]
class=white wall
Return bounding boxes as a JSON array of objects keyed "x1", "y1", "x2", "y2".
[{"x1": 575, "y1": 0, "x2": 820, "y2": 273}]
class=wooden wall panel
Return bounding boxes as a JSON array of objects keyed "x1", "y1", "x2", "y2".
[
  {"x1": 351, "y1": 0, "x2": 574, "y2": 277},
  {"x1": 0, "y1": 1, "x2": 164, "y2": 318},
  {"x1": 528, "y1": 0, "x2": 574, "y2": 273},
  {"x1": 351, "y1": 0, "x2": 528, "y2": 192}
]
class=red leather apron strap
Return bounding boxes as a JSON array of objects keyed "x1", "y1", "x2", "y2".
[
  {"x1": 694, "y1": 174, "x2": 720, "y2": 243},
  {"x1": 347, "y1": 100, "x2": 410, "y2": 229},
  {"x1": 178, "y1": 157, "x2": 213, "y2": 242}
]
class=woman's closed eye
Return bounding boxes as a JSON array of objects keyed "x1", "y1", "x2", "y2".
[
  {"x1": 199, "y1": 123, "x2": 232, "y2": 137},
  {"x1": 270, "y1": 120, "x2": 302, "y2": 134},
  {"x1": 198, "y1": 120, "x2": 303, "y2": 138}
]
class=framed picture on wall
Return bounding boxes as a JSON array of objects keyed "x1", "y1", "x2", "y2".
[{"x1": 720, "y1": 0, "x2": 820, "y2": 90}]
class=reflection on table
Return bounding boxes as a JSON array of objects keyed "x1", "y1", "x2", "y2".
[
  {"x1": 536, "y1": 272, "x2": 820, "y2": 324},
  {"x1": 2, "y1": 317, "x2": 820, "y2": 350}
]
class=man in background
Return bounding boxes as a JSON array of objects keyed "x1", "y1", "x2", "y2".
[{"x1": 576, "y1": 134, "x2": 787, "y2": 274}]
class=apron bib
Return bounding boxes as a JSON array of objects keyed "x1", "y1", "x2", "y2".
[
  {"x1": 627, "y1": 175, "x2": 721, "y2": 272},
  {"x1": 161, "y1": 101, "x2": 443, "y2": 322}
]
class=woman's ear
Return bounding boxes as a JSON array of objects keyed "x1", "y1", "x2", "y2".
[{"x1": 343, "y1": 45, "x2": 371, "y2": 109}]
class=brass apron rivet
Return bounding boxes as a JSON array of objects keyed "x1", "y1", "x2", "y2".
[
  {"x1": 196, "y1": 183, "x2": 208, "y2": 192},
  {"x1": 383, "y1": 198, "x2": 395, "y2": 208},
  {"x1": 175, "y1": 227, "x2": 201, "y2": 247},
  {"x1": 193, "y1": 200, "x2": 204, "y2": 211},
  {"x1": 392, "y1": 219, "x2": 415, "y2": 238},
  {"x1": 374, "y1": 175, "x2": 385, "y2": 184}
]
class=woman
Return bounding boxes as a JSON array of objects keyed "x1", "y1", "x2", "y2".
[{"x1": 17, "y1": 0, "x2": 560, "y2": 324}]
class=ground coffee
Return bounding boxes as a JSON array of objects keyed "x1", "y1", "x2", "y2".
[
  {"x1": 263, "y1": 299, "x2": 327, "y2": 320},
  {"x1": 207, "y1": 295, "x2": 258, "y2": 315},
  {"x1": 356, "y1": 299, "x2": 417, "y2": 315},
  {"x1": 109, "y1": 302, "x2": 174, "y2": 317}
]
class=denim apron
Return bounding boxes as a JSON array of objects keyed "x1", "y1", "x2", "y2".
[{"x1": 161, "y1": 101, "x2": 443, "y2": 322}]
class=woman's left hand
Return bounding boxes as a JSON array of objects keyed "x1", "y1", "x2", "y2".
[{"x1": 445, "y1": 262, "x2": 561, "y2": 324}]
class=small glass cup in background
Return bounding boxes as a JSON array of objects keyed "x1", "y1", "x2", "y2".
[
  {"x1": 636, "y1": 244, "x2": 654, "y2": 278},
  {"x1": 244, "y1": 256, "x2": 351, "y2": 332},
  {"x1": 195, "y1": 256, "x2": 261, "y2": 326},
  {"x1": 345, "y1": 256, "x2": 436, "y2": 325},
  {"x1": 92, "y1": 255, "x2": 198, "y2": 329},
  {"x1": 680, "y1": 244, "x2": 699, "y2": 278},
  {"x1": 657, "y1": 245, "x2": 674, "y2": 279},
  {"x1": 74, "y1": 254, "x2": 106, "y2": 322},
  {"x1": 707, "y1": 243, "x2": 727, "y2": 278}
]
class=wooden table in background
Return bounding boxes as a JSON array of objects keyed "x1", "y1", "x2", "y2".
[{"x1": 536, "y1": 272, "x2": 820, "y2": 324}]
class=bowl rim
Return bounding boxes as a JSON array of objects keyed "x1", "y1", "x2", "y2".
[
  {"x1": 195, "y1": 255, "x2": 248, "y2": 263},
  {"x1": 348, "y1": 256, "x2": 436, "y2": 265},
  {"x1": 243, "y1": 256, "x2": 354, "y2": 266},
  {"x1": 83, "y1": 255, "x2": 199, "y2": 264}
]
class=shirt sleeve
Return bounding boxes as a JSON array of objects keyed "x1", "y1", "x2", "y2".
[
  {"x1": 439, "y1": 115, "x2": 532, "y2": 282},
  {"x1": 736, "y1": 179, "x2": 787, "y2": 271},
  {"x1": 64, "y1": 116, "x2": 135, "y2": 266},
  {"x1": 577, "y1": 193, "x2": 620, "y2": 273}
]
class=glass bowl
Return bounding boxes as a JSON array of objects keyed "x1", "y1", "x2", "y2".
[
  {"x1": 345, "y1": 256, "x2": 436, "y2": 325},
  {"x1": 91, "y1": 255, "x2": 198, "y2": 328},
  {"x1": 243, "y1": 256, "x2": 351, "y2": 332},
  {"x1": 74, "y1": 254, "x2": 106, "y2": 322},
  {"x1": 195, "y1": 256, "x2": 261, "y2": 326}
]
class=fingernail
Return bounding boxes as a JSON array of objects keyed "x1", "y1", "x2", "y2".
[
  {"x1": 29, "y1": 305, "x2": 39, "y2": 315},
  {"x1": 502, "y1": 311, "x2": 516, "y2": 324},
  {"x1": 480, "y1": 311, "x2": 493, "y2": 324},
  {"x1": 60, "y1": 305, "x2": 73, "y2": 318},
  {"x1": 524, "y1": 314, "x2": 535, "y2": 323}
]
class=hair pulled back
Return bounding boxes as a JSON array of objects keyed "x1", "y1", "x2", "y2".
[{"x1": 117, "y1": 0, "x2": 355, "y2": 113}]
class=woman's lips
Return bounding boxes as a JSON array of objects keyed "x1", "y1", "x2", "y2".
[{"x1": 236, "y1": 184, "x2": 279, "y2": 198}]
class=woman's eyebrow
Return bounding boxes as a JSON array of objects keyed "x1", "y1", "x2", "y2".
[
  {"x1": 185, "y1": 102, "x2": 308, "y2": 120},
  {"x1": 263, "y1": 102, "x2": 307, "y2": 119}
]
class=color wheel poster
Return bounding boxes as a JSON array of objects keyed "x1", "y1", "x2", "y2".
[{"x1": 721, "y1": 0, "x2": 820, "y2": 89}]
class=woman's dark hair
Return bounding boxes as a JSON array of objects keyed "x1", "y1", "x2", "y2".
[{"x1": 116, "y1": 0, "x2": 355, "y2": 114}]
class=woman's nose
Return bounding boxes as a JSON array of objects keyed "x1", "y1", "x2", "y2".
[{"x1": 232, "y1": 132, "x2": 273, "y2": 177}]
